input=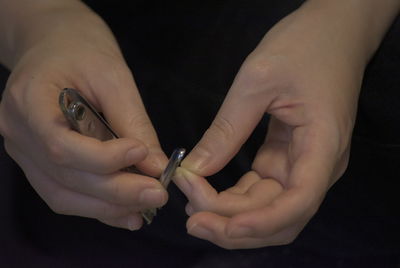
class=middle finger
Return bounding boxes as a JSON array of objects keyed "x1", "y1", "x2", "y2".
[{"x1": 51, "y1": 167, "x2": 168, "y2": 209}]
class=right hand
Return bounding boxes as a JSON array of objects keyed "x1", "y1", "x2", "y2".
[{"x1": 0, "y1": 8, "x2": 168, "y2": 230}]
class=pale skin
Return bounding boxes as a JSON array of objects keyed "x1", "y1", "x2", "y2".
[
  {"x1": 0, "y1": 0, "x2": 399, "y2": 249},
  {"x1": 0, "y1": 0, "x2": 170, "y2": 231},
  {"x1": 176, "y1": 0, "x2": 400, "y2": 249}
]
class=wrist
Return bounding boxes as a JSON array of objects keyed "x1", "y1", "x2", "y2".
[
  {"x1": 301, "y1": 0, "x2": 400, "y2": 65},
  {"x1": 0, "y1": 0, "x2": 120, "y2": 69}
]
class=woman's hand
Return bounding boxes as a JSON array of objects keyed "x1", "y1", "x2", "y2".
[
  {"x1": 175, "y1": 0, "x2": 400, "y2": 249},
  {"x1": 0, "y1": 1, "x2": 168, "y2": 230}
]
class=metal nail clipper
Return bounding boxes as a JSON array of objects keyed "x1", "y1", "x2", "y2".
[{"x1": 59, "y1": 88, "x2": 185, "y2": 224}]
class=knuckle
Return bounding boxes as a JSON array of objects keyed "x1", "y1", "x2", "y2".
[
  {"x1": 45, "y1": 138, "x2": 68, "y2": 166},
  {"x1": 108, "y1": 182, "x2": 126, "y2": 205},
  {"x1": 206, "y1": 116, "x2": 235, "y2": 143},
  {"x1": 126, "y1": 112, "x2": 153, "y2": 133},
  {"x1": 96, "y1": 61, "x2": 134, "y2": 92},
  {"x1": 236, "y1": 58, "x2": 285, "y2": 101},
  {"x1": 242, "y1": 59, "x2": 272, "y2": 83}
]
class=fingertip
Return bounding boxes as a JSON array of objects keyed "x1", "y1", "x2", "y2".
[
  {"x1": 173, "y1": 167, "x2": 195, "y2": 196},
  {"x1": 136, "y1": 147, "x2": 169, "y2": 177},
  {"x1": 186, "y1": 213, "x2": 212, "y2": 240},
  {"x1": 127, "y1": 214, "x2": 143, "y2": 231},
  {"x1": 139, "y1": 187, "x2": 168, "y2": 208},
  {"x1": 186, "y1": 212, "x2": 229, "y2": 242},
  {"x1": 149, "y1": 146, "x2": 169, "y2": 170},
  {"x1": 187, "y1": 222, "x2": 213, "y2": 241},
  {"x1": 186, "y1": 211, "x2": 205, "y2": 232},
  {"x1": 186, "y1": 211, "x2": 218, "y2": 230},
  {"x1": 183, "y1": 104, "x2": 263, "y2": 176},
  {"x1": 99, "y1": 213, "x2": 143, "y2": 231},
  {"x1": 173, "y1": 168, "x2": 217, "y2": 210},
  {"x1": 185, "y1": 203, "x2": 194, "y2": 216},
  {"x1": 181, "y1": 146, "x2": 212, "y2": 176}
]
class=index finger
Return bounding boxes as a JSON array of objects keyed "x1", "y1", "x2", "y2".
[
  {"x1": 182, "y1": 69, "x2": 273, "y2": 176},
  {"x1": 85, "y1": 65, "x2": 168, "y2": 176},
  {"x1": 22, "y1": 84, "x2": 150, "y2": 174},
  {"x1": 174, "y1": 169, "x2": 283, "y2": 217}
]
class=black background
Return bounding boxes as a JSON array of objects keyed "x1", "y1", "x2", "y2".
[{"x1": 0, "y1": 1, "x2": 399, "y2": 267}]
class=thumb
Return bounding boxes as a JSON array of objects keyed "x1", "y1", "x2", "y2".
[
  {"x1": 89, "y1": 69, "x2": 168, "y2": 177},
  {"x1": 182, "y1": 76, "x2": 271, "y2": 177}
]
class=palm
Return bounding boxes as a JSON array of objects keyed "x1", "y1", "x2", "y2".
[{"x1": 252, "y1": 117, "x2": 294, "y2": 187}]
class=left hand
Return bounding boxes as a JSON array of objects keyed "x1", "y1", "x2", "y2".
[{"x1": 173, "y1": 2, "x2": 369, "y2": 249}]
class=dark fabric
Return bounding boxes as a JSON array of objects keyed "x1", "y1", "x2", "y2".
[{"x1": 0, "y1": 1, "x2": 399, "y2": 267}]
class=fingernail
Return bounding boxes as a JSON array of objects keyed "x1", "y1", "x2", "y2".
[
  {"x1": 185, "y1": 203, "x2": 194, "y2": 216},
  {"x1": 228, "y1": 226, "x2": 252, "y2": 238},
  {"x1": 188, "y1": 223, "x2": 212, "y2": 240},
  {"x1": 125, "y1": 146, "x2": 147, "y2": 165},
  {"x1": 173, "y1": 168, "x2": 193, "y2": 194},
  {"x1": 147, "y1": 147, "x2": 168, "y2": 172},
  {"x1": 182, "y1": 147, "x2": 211, "y2": 173},
  {"x1": 139, "y1": 188, "x2": 166, "y2": 206}
]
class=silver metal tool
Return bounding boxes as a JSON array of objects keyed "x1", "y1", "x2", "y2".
[
  {"x1": 140, "y1": 147, "x2": 186, "y2": 223},
  {"x1": 59, "y1": 88, "x2": 185, "y2": 224}
]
